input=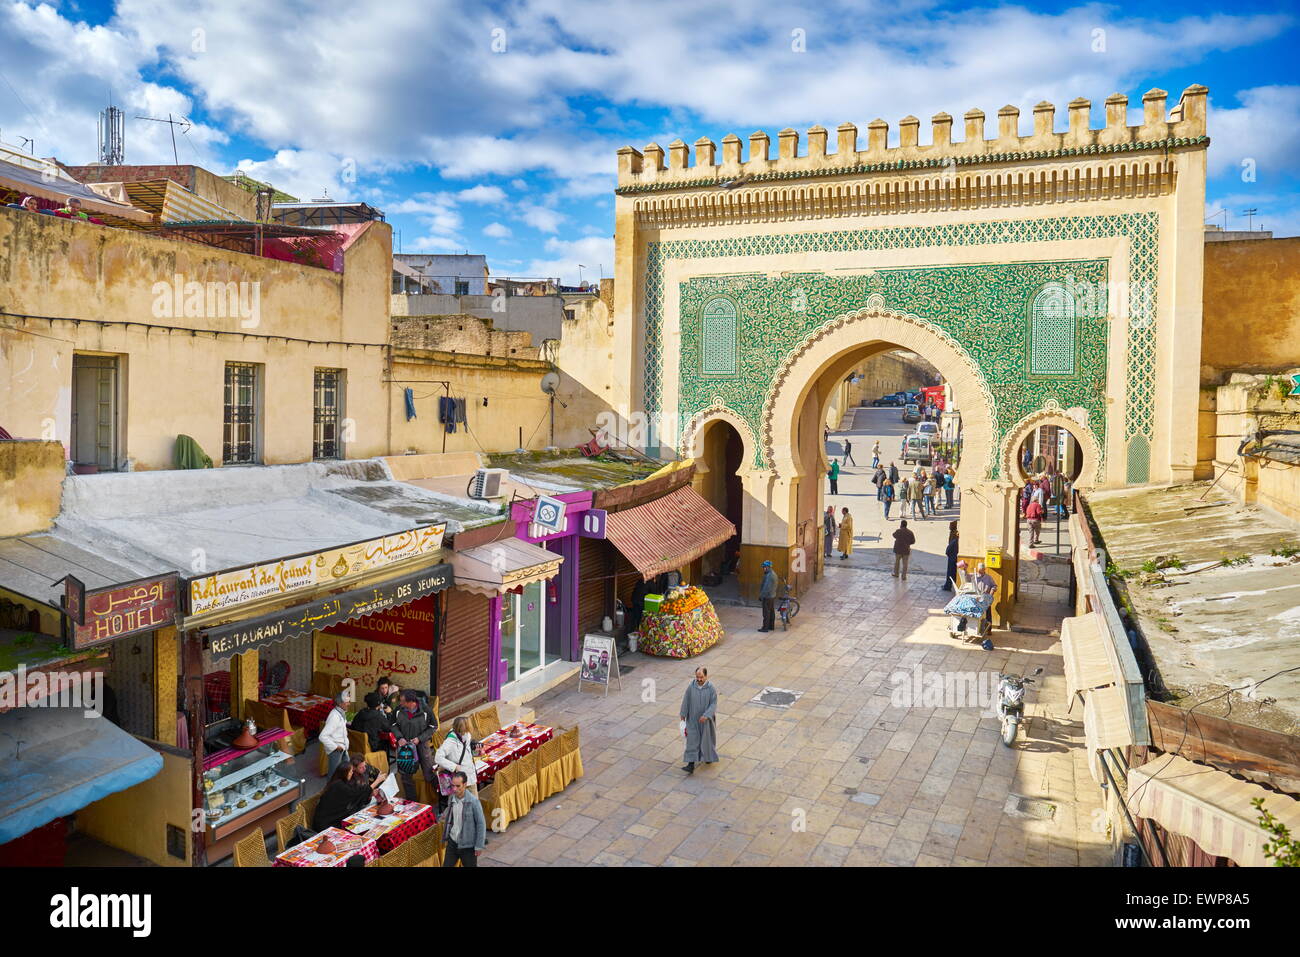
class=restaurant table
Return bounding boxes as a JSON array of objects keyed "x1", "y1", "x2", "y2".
[
  {"x1": 341, "y1": 797, "x2": 436, "y2": 853},
  {"x1": 261, "y1": 690, "x2": 334, "y2": 734},
  {"x1": 204, "y1": 671, "x2": 264, "y2": 722},
  {"x1": 274, "y1": 827, "x2": 378, "y2": 867},
  {"x1": 474, "y1": 722, "x2": 553, "y2": 786}
]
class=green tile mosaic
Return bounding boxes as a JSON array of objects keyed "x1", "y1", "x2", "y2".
[{"x1": 640, "y1": 212, "x2": 1158, "y2": 482}]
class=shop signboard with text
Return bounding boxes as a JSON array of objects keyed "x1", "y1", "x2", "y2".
[
  {"x1": 68, "y1": 574, "x2": 179, "y2": 650},
  {"x1": 188, "y1": 525, "x2": 445, "y2": 616}
]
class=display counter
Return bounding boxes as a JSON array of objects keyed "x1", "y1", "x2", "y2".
[{"x1": 202, "y1": 729, "x2": 303, "y2": 862}]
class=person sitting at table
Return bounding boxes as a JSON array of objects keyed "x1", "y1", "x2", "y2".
[
  {"x1": 350, "y1": 692, "x2": 393, "y2": 753},
  {"x1": 318, "y1": 692, "x2": 352, "y2": 779},
  {"x1": 310, "y1": 756, "x2": 386, "y2": 834},
  {"x1": 434, "y1": 716, "x2": 480, "y2": 796},
  {"x1": 375, "y1": 676, "x2": 400, "y2": 716},
  {"x1": 392, "y1": 689, "x2": 437, "y2": 800}
]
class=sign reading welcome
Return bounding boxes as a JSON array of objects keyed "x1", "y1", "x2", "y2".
[{"x1": 189, "y1": 525, "x2": 445, "y2": 616}]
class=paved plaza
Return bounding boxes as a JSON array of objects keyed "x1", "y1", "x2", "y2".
[{"x1": 482, "y1": 565, "x2": 1110, "y2": 867}]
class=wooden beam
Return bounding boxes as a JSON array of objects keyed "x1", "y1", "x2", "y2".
[{"x1": 1146, "y1": 699, "x2": 1300, "y2": 795}]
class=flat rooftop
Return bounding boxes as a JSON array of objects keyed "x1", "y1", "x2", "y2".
[{"x1": 1086, "y1": 482, "x2": 1300, "y2": 735}]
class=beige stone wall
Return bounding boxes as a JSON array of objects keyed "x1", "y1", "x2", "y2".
[
  {"x1": 0, "y1": 440, "x2": 65, "y2": 535},
  {"x1": 1211, "y1": 372, "x2": 1300, "y2": 523},
  {"x1": 391, "y1": 314, "x2": 538, "y2": 358},
  {"x1": 0, "y1": 208, "x2": 393, "y2": 469},
  {"x1": 1201, "y1": 237, "x2": 1300, "y2": 385}
]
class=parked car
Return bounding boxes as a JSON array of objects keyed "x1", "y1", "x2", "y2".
[
  {"x1": 902, "y1": 434, "x2": 935, "y2": 465},
  {"x1": 871, "y1": 393, "x2": 905, "y2": 407},
  {"x1": 902, "y1": 403, "x2": 922, "y2": 423}
]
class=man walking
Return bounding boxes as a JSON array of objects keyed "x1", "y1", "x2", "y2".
[
  {"x1": 872, "y1": 465, "x2": 886, "y2": 500},
  {"x1": 892, "y1": 519, "x2": 916, "y2": 579},
  {"x1": 680, "y1": 667, "x2": 718, "y2": 774},
  {"x1": 758, "y1": 560, "x2": 777, "y2": 632},
  {"x1": 842, "y1": 438, "x2": 856, "y2": 466},
  {"x1": 822, "y1": 506, "x2": 836, "y2": 560},
  {"x1": 871, "y1": 440, "x2": 881, "y2": 469},
  {"x1": 838, "y1": 507, "x2": 854, "y2": 560},
  {"x1": 828, "y1": 458, "x2": 840, "y2": 495},
  {"x1": 442, "y1": 771, "x2": 486, "y2": 867},
  {"x1": 887, "y1": 461, "x2": 899, "y2": 485},
  {"x1": 909, "y1": 474, "x2": 925, "y2": 519}
]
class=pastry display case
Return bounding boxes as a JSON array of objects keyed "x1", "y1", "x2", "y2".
[{"x1": 202, "y1": 727, "x2": 304, "y2": 860}]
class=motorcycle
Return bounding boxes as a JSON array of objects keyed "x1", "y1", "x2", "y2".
[
  {"x1": 776, "y1": 582, "x2": 800, "y2": 630},
  {"x1": 996, "y1": 667, "x2": 1043, "y2": 747}
]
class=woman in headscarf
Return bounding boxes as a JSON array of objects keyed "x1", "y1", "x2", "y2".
[
  {"x1": 837, "y1": 507, "x2": 854, "y2": 560},
  {"x1": 942, "y1": 521, "x2": 960, "y2": 591}
]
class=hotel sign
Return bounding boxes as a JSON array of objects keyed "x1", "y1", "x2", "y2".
[
  {"x1": 204, "y1": 564, "x2": 453, "y2": 663},
  {"x1": 188, "y1": 525, "x2": 446, "y2": 616},
  {"x1": 68, "y1": 574, "x2": 180, "y2": 651}
]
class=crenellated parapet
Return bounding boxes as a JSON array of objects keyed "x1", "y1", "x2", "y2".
[{"x1": 616, "y1": 85, "x2": 1207, "y2": 194}]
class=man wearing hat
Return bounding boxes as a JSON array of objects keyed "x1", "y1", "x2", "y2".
[{"x1": 758, "y1": 560, "x2": 777, "y2": 633}]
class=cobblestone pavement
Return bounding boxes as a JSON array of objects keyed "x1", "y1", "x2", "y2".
[{"x1": 480, "y1": 566, "x2": 1111, "y2": 867}]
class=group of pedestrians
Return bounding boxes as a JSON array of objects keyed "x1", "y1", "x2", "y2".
[
  {"x1": 870, "y1": 461, "x2": 956, "y2": 521},
  {"x1": 1019, "y1": 466, "x2": 1072, "y2": 547}
]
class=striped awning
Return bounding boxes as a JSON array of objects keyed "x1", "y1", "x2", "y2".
[
  {"x1": 1128, "y1": 753, "x2": 1300, "y2": 867},
  {"x1": 1061, "y1": 612, "x2": 1114, "y2": 700},
  {"x1": 604, "y1": 484, "x2": 735, "y2": 580}
]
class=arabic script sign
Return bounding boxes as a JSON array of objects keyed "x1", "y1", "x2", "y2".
[
  {"x1": 322, "y1": 594, "x2": 436, "y2": 650},
  {"x1": 189, "y1": 525, "x2": 446, "y2": 616},
  {"x1": 71, "y1": 574, "x2": 179, "y2": 650},
  {"x1": 204, "y1": 563, "x2": 453, "y2": 663}
]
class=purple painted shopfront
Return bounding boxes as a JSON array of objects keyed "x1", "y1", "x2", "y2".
[{"x1": 480, "y1": 491, "x2": 603, "y2": 700}]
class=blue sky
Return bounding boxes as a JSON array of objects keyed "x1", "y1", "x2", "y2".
[{"x1": 2, "y1": 0, "x2": 1297, "y2": 283}]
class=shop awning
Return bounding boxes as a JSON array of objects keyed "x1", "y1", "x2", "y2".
[
  {"x1": 451, "y1": 538, "x2": 562, "y2": 597},
  {"x1": 1128, "y1": 753, "x2": 1300, "y2": 867},
  {"x1": 0, "y1": 707, "x2": 163, "y2": 844},
  {"x1": 203, "y1": 563, "x2": 453, "y2": 663},
  {"x1": 603, "y1": 484, "x2": 735, "y2": 580},
  {"x1": 0, "y1": 157, "x2": 154, "y2": 223},
  {"x1": 1061, "y1": 612, "x2": 1113, "y2": 699}
]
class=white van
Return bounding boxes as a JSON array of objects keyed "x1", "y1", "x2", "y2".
[
  {"x1": 902, "y1": 434, "x2": 934, "y2": 465},
  {"x1": 915, "y1": 421, "x2": 940, "y2": 438}
]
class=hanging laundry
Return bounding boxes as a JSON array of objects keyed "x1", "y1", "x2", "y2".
[{"x1": 404, "y1": 388, "x2": 417, "y2": 421}]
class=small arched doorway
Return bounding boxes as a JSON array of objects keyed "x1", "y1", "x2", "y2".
[{"x1": 694, "y1": 418, "x2": 745, "y2": 590}]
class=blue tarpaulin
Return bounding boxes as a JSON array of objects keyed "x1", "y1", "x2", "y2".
[{"x1": 0, "y1": 706, "x2": 163, "y2": 845}]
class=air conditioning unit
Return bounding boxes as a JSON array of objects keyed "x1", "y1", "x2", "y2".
[{"x1": 469, "y1": 468, "x2": 508, "y2": 500}]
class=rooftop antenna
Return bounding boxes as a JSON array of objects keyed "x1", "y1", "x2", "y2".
[
  {"x1": 98, "y1": 101, "x2": 124, "y2": 165},
  {"x1": 134, "y1": 113, "x2": 191, "y2": 164}
]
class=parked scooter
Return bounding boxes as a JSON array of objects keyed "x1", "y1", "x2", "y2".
[{"x1": 996, "y1": 667, "x2": 1043, "y2": 746}]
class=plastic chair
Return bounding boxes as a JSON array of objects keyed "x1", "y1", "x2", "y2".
[
  {"x1": 407, "y1": 824, "x2": 441, "y2": 867},
  {"x1": 534, "y1": 737, "x2": 566, "y2": 802},
  {"x1": 559, "y1": 726, "x2": 583, "y2": 787},
  {"x1": 233, "y1": 830, "x2": 271, "y2": 867},
  {"x1": 275, "y1": 807, "x2": 305, "y2": 853},
  {"x1": 471, "y1": 705, "x2": 501, "y2": 739},
  {"x1": 298, "y1": 793, "x2": 321, "y2": 830}
]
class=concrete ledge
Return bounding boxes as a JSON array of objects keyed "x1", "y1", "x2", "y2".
[{"x1": 500, "y1": 659, "x2": 581, "y2": 709}]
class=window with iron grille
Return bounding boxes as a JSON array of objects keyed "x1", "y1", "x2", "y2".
[
  {"x1": 700, "y1": 296, "x2": 738, "y2": 376},
  {"x1": 314, "y1": 368, "x2": 345, "y2": 460},
  {"x1": 454, "y1": 280, "x2": 470, "y2": 296},
  {"x1": 223, "y1": 362, "x2": 260, "y2": 464}
]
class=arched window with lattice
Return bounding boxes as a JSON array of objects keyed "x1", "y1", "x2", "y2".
[
  {"x1": 700, "y1": 296, "x2": 738, "y2": 376},
  {"x1": 1029, "y1": 283, "x2": 1077, "y2": 376}
]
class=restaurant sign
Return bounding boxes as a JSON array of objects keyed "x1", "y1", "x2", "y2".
[
  {"x1": 204, "y1": 563, "x2": 453, "y2": 663},
  {"x1": 67, "y1": 574, "x2": 180, "y2": 651},
  {"x1": 188, "y1": 524, "x2": 445, "y2": 616}
]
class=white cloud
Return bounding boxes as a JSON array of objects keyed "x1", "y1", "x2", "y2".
[
  {"x1": 483, "y1": 221, "x2": 512, "y2": 238},
  {"x1": 519, "y1": 203, "x2": 565, "y2": 233},
  {"x1": 524, "y1": 235, "x2": 613, "y2": 285},
  {"x1": 457, "y1": 184, "x2": 507, "y2": 203},
  {"x1": 1207, "y1": 86, "x2": 1300, "y2": 180}
]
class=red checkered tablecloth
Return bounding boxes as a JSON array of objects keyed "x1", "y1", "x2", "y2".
[
  {"x1": 204, "y1": 671, "x2": 264, "y2": 721},
  {"x1": 274, "y1": 827, "x2": 378, "y2": 867},
  {"x1": 473, "y1": 722, "x2": 553, "y2": 786},
  {"x1": 341, "y1": 797, "x2": 435, "y2": 853},
  {"x1": 261, "y1": 690, "x2": 334, "y2": 734}
]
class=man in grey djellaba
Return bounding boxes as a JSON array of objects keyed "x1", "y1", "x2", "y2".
[{"x1": 679, "y1": 666, "x2": 718, "y2": 775}]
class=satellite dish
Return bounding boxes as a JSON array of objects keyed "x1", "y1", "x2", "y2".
[{"x1": 540, "y1": 372, "x2": 561, "y2": 395}]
